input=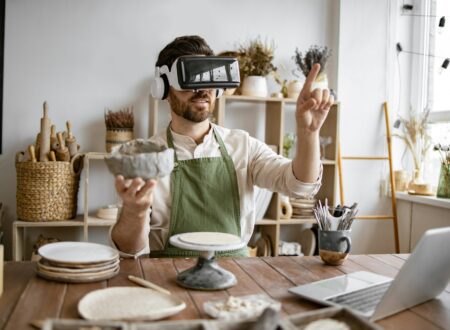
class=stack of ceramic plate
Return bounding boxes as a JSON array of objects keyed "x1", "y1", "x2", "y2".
[
  {"x1": 290, "y1": 198, "x2": 316, "y2": 218},
  {"x1": 37, "y1": 241, "x2": 120, "y2": 283}
]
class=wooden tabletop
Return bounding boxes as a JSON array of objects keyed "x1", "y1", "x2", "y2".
[{"x1": 1, "y1": 255, "x2": 449, "y2": 329}]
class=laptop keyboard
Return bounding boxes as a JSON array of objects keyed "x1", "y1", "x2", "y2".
[{"x1": 327, "y1": 281, "x2": 391, "y2": 313}]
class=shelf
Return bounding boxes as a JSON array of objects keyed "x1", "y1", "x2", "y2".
[
  {"x1": 14, "y1": 216, "x2": 84, "y2": 228},
  {"x1": 321, "y1": 160, "x2": 336, "y2": 165},
  {"x1": 224, "y1": 95, "x2": 295, "y2": 103},
  {"x1": 279, "y1": 218, "x2": 316, "y2": 225},
  {"x1": 85, "y1": 152, "x2": 109, "y2": 160},
  {"x1": 86, "y1": 216, "x2": 116, "y2": 226}
]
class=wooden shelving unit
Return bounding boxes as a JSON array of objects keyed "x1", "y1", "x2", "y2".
[
  {"x1": 149, "y1": 94, "x2": 340, "y2": 256},
  {"x1": 12, "y1": 152, "x2": 115, "y2": 261}
]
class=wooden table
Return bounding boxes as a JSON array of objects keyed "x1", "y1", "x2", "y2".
[{"x1": 1, "y1": 255, "x2": 449, "y2": 329}]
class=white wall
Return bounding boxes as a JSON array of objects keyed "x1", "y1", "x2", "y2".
[
  {"x1": 0, "y1": 0, "x2": 336, "y2": 259},
  {"x1": 1, "y1": 0, "x2": 435, "y2": 259}
]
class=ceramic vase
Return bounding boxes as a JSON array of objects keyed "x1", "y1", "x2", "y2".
[
  {"x1": 287, "y1": 80, "x2": 302, "y2": 99},
  {"x1": 241, "y1": 76, "x2": 268, "y2": 97}
]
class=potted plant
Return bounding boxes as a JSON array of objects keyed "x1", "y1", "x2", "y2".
[
  {"x1": 392, "y1": 108, "x2": 432, "y2": 194},
  {"x1": 294, "y1": 45, "x2": 332, "y2": 90},
  {"x1": 238, "y1": 38, "x2": 276, "y2": 97},
  {"x1": 105, "y1": 106, "x2": 135, "y2": 152},
  {"x1": 434, "y1": 143, "x2": 450, "y2": 198}
]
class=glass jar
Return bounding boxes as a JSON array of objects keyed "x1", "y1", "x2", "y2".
[{"x1": 436, "y1": 164, "x2": 450, "y2": 198}]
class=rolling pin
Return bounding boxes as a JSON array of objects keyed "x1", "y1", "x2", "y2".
[
  {"x1": 65, "y1": 121, "x2": 78, "y2": 157},
  {"x1": 28, "y1": 145, "x2": 37, "y2": 163},
  {"x1": 55, "y1": 132, "x2": 70, "y2": 161},
  {"x1": 34, "y1": 133, "x2": 41, "y2": 161},
  {"x1": 39, "y1": 101, "x2": 51, "y2": 162},
  {"x1": 48, "y1": 150, "x2": 56, "y2": 162},
  {"x1": 50, "y1": 125, "x2": 58, "y2": 151}
]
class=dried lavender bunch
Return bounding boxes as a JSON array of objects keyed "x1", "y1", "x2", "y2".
[
  {"x1": 294, "y1": 45, "x2": 332, "y2": 77},
  {"x1": 104, "y1": 106, "x2": 134, "y2": 129},
  {"x1": 434, "y1": 143, "x2": 450, "y2": 166},
  {"x1": 238, "y1": 38, "x2": 276, "y2": 77}
]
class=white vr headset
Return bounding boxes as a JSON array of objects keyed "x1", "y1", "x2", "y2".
[{"x1": 151, "y1": 55, "x2": 241, "y2": 100}]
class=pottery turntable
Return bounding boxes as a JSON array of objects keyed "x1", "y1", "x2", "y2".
[{"x1": 169, "y1": 232, "x2": 246, "y2": 291}]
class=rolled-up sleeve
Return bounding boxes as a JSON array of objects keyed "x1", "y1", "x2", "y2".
[
  {"x1": 249, "y1": 136, "x2": 322, "y2": 199},
  {"x1": 108, "y1": 208, "x2": 151, "y2": 258}
]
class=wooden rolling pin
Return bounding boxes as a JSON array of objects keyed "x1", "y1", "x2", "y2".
[
  {"x1": 28, "y1": 145, "x2": 37, "y2": 163},
  {"x1": 65, "y1": 121, "x2": 78, "y2": 157},
  {"x1": 39, "y1": 101, "x2": 51, "y2": 162},
  {"x1": 48, "y1": 150, "x2": 56, "y2": 162},
  {"x1": 50, "y1": 125, "x2": 58, "y2": 151},
  {"x1": 55, "y1": 132, "x2": 70, "y2": 161}
]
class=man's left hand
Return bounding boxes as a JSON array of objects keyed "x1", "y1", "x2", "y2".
[{"x1": 296, "y1": 63, "x2": 334, "y2": 133}]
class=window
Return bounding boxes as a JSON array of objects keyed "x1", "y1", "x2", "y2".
[{"x1": 426, "y1": 0, "x2": 450, "y2": 184}]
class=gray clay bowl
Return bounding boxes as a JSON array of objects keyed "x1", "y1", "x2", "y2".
[{"x1": 105, "y1": 139, "x2": 174, "y2": 180}]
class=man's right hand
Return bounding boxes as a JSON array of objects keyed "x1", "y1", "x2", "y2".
[
  {"x1": 112, "y1": 175, "x2": 157, "y2": 254},
  {"x1": 115, "y1": 175, "x2": 157, "y2": 212}
]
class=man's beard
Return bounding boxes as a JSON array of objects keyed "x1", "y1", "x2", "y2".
[{"x1": 169, "y1": 91, "x2": 215, "y2": 123}]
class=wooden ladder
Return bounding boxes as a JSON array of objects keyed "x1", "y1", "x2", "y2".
[{"x1": 337, "y1": 102, "x2": 400, "y2": 253}]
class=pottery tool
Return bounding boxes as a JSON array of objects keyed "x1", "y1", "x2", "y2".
[
  {"x1": 48, "y1": 151, "x2": 56, "y2": 162},
  {"x1": 28, "y1": 145, "x2": 37, "y2": 163},
  {"x1": 55, "y1": 132, "x2": 70, "y2": 161},
  {"x1": 65, "y1": 121, "x2": 78, "y2": 157},
  {"x1": 50, "y1": 125, "x2": 58, "y2": 151},
  {"x1": 127, "y1": 275, "x2": 171, "y2": 295},
  {"x1": 313, "y1": 200, "x2": 358, "y2": 231},
  {"x1": 39, "y1": 101, "x2": 51, "y2": 162}
]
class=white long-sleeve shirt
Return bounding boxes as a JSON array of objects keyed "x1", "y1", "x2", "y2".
[{"x1": 110, "y1": 123, "x2": 322, "y2": 257}]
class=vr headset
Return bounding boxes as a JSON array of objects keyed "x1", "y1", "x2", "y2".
[{"x1": 151, "y1": 56, "x2": 240, "y2": 100}]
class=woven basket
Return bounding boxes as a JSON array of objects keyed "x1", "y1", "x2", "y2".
[
  {"x1": 15, "y1": 153, "x2": 84, "y2": 221},
  {"x1": 105, "y1": 128, "x2": 134, "y2": 152}
]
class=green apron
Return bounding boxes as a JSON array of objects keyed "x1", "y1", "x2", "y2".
[{"x1": 150, "y1": 126, "x2": 249, "y2": 258}]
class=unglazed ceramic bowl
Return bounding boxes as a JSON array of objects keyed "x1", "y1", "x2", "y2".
[{"x1": 105, "y1": 139, "x2": 174, "y2": 180}]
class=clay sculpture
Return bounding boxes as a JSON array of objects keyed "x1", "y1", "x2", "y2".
[{"x1": 105, "y1": 139, "x2": 174, "y2": 180}]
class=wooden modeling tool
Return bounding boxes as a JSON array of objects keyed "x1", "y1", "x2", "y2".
[
  {"x1": 65, "y1": 121, "x2": 78, "y2": 157},
  {"x1": 39, "y1": 101, "x2": 51, "y2": 162},
  {"x1": 50, "y1": 125, "x2": 58, "y2": 151},
  {"x1": 55, "y1": 132, "x2": 70, "y2": 161},
  {"x1": 28, "y1": 145, "x2": 37, "y2": 163},
  {"x1": 49, "y1": 150, "x2": 56, "y2": 162}
]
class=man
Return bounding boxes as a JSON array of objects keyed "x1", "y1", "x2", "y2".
[{"x1": 111, "y1": 35, "x2": 333, "y2": 257}]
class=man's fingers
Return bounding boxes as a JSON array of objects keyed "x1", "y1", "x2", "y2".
[
  {"x1": 311, "y1": 88, "x2": 322, "y2": 109},
  {"x1": 298, "y1": 98, "x2": 317, "y2": 112},
  {"x1": 115, "y1": 175, "x2": 127, "y2": 193},
  {"x1": 123, "y1": 178, "x2": 145, "y2": 198},
  {"x1": 302, "y1": 63, "x2": 321, "y2": 94},
  {"x1": 136, "y1": 180, "x2": 157, "y2": 199},
  {"x1": 320, "y1": 89, "x2": 330, "y2": 110}
]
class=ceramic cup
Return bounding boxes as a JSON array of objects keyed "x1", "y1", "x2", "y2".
[{"x1": 318, "y1": 230, "x2": 351, "y2": 266}]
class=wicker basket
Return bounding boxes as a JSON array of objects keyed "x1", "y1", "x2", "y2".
[{"x1": 15, "y1": 153, "x2": 84, "y2": 221}]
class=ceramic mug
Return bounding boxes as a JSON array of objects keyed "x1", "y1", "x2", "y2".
[{"x1": 318, "y1": 230, "x2": 351, "y2": 266}]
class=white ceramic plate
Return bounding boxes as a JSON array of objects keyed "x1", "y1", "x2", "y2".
[
  {"x1": 37, "y1": 266, "x2": 119, "y2": 283},
  {"x1": 178, "y1": 232, "x2": 241, "y2": 246},
  {"x1": 38, "y1": 242, "x2": 119, "y2": 264},
  {"x1": 38, "y1": 258, "x2": 120, "y2": 274},
  {"x1": 170, "y1": 232, "x2": 246, "y2": 252},
  {"x1": 78, "y1": 287, "x2": 186, "y2": 321}
]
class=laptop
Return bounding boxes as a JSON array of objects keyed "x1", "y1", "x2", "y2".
[{"x1": 289, "y1": 227, "x2": 450, "y2": 321}]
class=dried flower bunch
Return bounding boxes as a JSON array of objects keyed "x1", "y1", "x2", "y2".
[
  {"x1": 434, "y1": 144, "x2": 450, "y2": 166},
  {"x1": 105, "y1": 107, "x2": 134, "y2": 129},
  {"x1": 238, "y1": 38, "x2": 276, "y2": 77},
  {"x1": 393, "y1": 108, "x2": 432, "y2": 171},
  {"x1": 294, "y1": 45, "x2": 332, "y2": 77}
]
